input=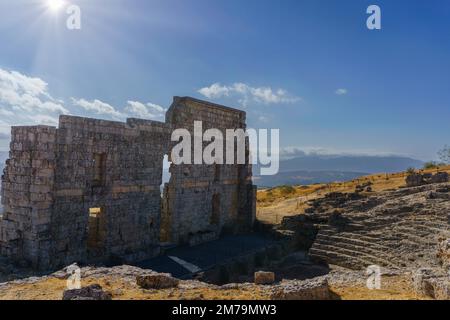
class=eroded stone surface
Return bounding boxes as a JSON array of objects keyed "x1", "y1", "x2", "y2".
[
  {"x1": 254, "y1": 271, "x2": 275, "y2": 285},
  {"x1": 406, "y1": 172, "x2": 449, "y2": 187},
  {"x1": 437, "y1": 238, "x2": 450, "y2": 270},
  {"x1": 270, "y1": 276, "x2": 333, "y2": 300},
  {"x1": 0, "y1": 97, "x2": 256, "y2": 270},
  {"x1": 412, "y1": 268, "x2": 450, "y2": 300},
  {"x1": 136, "y1": 273, "x2": 179, "y2": 289},
  {"x1": 62, "y1": 284, "x2": 112, "y2": 300},
  {"x1": 302, "y1": 183, "x2": 450, "y2": 271}
]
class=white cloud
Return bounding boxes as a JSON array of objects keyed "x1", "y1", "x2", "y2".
[
  {"x1": 71, "y1": 98, "x2": 124, "y2": 120},
  {"x1": 198, "y1": 82, "x2": 300, "y2": 106},
  {"x1": 198, "y1": 83, "x2": 230, "y2": 99},
  {"x1": 71, "y1": 98, "x2": 167, "y2": 121},
  {"x1": 125, "y1": 101, "x2": 166, "y2": 120},
  {"x1": 258, "y1": 115, "x2": 270, "y2": 123},
  {"x1": 0, "y1": 68, "x2": 69, "y2": 115},
  {"x1": 0, "y1": 68, "x2": 168, "y2": 150},
  {"x1": 335, "y1": 88, "x2": 348, "y2": 95},
  {"x1": 0, "y1": 68, "x2": 68, "y2": 137},
  {"x1": 0, "y1": 109, "x2": 14, "y2": 117},
  {"x1": 0, "y1": 69, "x2": 49, "y2": 98}
]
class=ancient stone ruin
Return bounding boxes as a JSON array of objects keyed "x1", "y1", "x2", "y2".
[
  {"x1": 0, "y1": 97, "x2": 256, "y2": 270},
  {"x1": 406, "y1": 172, "x2": 449, "y2": 187}
]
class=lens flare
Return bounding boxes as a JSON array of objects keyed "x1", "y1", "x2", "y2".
[{"x1": 46, "y1": 0, "x2": 65, "y2": 12}]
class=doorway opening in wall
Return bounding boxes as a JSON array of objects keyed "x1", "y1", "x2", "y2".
[
  {"x1": 160, "y1": 154, "x2": 172, "y2": 197},
  {"x1": 87, "y1": 207, "x2": 105, "y2": 254},
  {"x1": 160, "y1": 154, "x2": 172, "y2": 243},
  {"x1": 211, "y1": 193, "x2": 221, "y2": 225}
]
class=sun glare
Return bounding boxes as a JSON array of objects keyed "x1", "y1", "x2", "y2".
[{"x1": 46, "y1": 0, "x2": 65, "y2": 12}]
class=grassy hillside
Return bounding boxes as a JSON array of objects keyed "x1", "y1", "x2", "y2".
[{"x1": 257, "y1": 165, "x2": 450, "y2": 224}]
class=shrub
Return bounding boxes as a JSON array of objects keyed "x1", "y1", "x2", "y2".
[
  {"x1": 423, "y1": 161, "x2": 439, "y2": 170},
  {"x1": 279, "y1": 185, "x2": 296, "y2": 195}
]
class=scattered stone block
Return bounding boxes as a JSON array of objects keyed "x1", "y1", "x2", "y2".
[
  {"x1": 136, "y1": 273, "x2": 179, "y2": 289},
  {"x1": 254, "y1": 271, "x2": 275, "y2": 285},
  {"x1": 406, "y1": 172, "x2": 449, "y2": 187},
  {"x1": 437, "y1": 239, "x2": 450, "y2": 270},
  {"x1": 270, "y1": 277, "x2": 333, "y2": 300},
  {"x1": 430, "y1": 172, "x2": 449, "y2": 184},
  {"x1": 62, "y1": 284, "x2": 112, "y2": 300},
  {"x1": 413, "y1": 268, "x2": 450, "y2": 300},
  {"x1": 406, "y1": 173, "x2": 425, "y2": 187}
]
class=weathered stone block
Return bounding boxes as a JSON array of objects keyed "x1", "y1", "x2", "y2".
[
  {"x1": 62, "y1": 284, "x2": 112, "y2": 300},
  {"x1": 270, "y1": 277, "x2": 333, "y2": 300},
  {"x1": 413, "y1": 268, "x2": 450, "y2": 300},
  {"x1": 136, "y1": 273, "x2": 179, "y2": 289},
  {"x1": 254, "y1": 271, "x2": 275, "y2": 285}
]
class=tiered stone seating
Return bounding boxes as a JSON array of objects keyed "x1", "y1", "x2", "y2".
[{"x1": 308, "y1": 183, "x2": 450, "y2": 270}]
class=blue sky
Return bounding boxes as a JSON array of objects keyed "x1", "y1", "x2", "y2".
[{"x1": 0, "y1": 0, "x2": 449, "y2": 160}]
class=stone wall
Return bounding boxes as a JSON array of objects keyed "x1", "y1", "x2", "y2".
[
  {"x1": 162, "y1": 97, "x2": 256, "y2": 245},
  {"x1": 50, "y1": 116, "x2": 171, "y2": 268},
  {"x1": 0, "y1": 126, "x2": 57, "y2": 268},
  {"x1": 0, "y1": 97, "x2": 256, "y2": 270}
]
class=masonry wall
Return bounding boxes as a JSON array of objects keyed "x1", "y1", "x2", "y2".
[
  {"x1": 1, "y1": 117, "x2": 170, "y2": 269},
  {"x1": 48, "y1": 116, "x2": 170, "y2": 268},
  {"x1": 0, "y1": 126, "x2": 57, "y2": 268},
  {"x1": 162, "y1": 97, "x2": 256, "y2": 246},
  {"x1": 0, "y1": 97, "x2": 256, "y2": 270}
]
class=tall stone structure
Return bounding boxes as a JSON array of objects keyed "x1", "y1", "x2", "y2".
[
  {"x1": 0, "y1": 97, "x2": 256, "y2": 270},
  {"x1": 162, "y1": 97, "x2": 256, "y2": 245}
]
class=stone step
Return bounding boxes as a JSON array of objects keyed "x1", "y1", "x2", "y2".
[
  {"x1": 376, "y1": 231, "x2": 437, "y2": 246},
  {"x1": 319, "y1": 241, "x2": 400, "y2": 266},
  {"x1": 309, "y1": 248, "x2": 367, "y2": 270},
  {"x1": 309, "y1": 255, "x2": 364, "y2": 270},
  {"x1": 315, "y1": 233, "x2": 391, "y2": 251},
  {"x1": 309, "y1": 242, "x2": 400, "y2": 268},
  {"x1": 361, "y1": 218, "x2": 430, "y2": 231},
  {"x1": 380, "y1": 225, "x2": 437, "y2": 237},
  {"x1": 412, "y1": 224, "x2": 448, "y2": 234},
  {"x1": 319, "y1": 228, "x2": 385, "y2": 243},
  {"x1": 312, "y1": 241, "x2": 402, "y2": 268},
  {"x1": 390, "y1": 224, "x2": 432, "y2": 234},
  {"x1": 309, "y1": 247, "x2": 400, "y2": 270},
  {"x1": 398, "y1": 219, "x2": 449, "y2": 231}
]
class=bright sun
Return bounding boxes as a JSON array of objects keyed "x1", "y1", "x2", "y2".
[{"x1": 46, "y1": 0, "x2": 65, "y2": 12}]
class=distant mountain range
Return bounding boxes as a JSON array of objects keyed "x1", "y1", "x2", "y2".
[
  {"x1": 253, "y1": 154, "x2": 424, "y2": 187},
  {"x1": 253, "y1": 170, "x2": 369, "y2": 188},
  {"x1": 276, "y1": 155, "x2": 424, "y2": 173}
]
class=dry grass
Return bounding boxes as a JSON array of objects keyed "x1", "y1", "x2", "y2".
[
  {"x1": 331, "y1": 275, "x2": 430, "y2": 300},
  {"x1": 0, "y1": 277, "x2": 268, "y2": 300},
  {"x1": 257, "y1": 166, "x2": 450, "y2": 224},
  {"x1": 0, "y1": 273, "x2": 429, "y2": 300}
]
